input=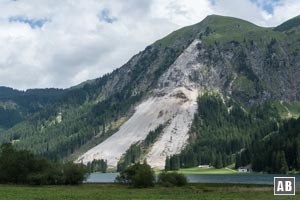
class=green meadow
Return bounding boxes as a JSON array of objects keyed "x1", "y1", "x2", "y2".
[
  {"x1": 176, "y1": 167, "x2": 238, "y2": 174},
  {"x1": 1, "y1": 183, "x2": 298, "y2": 200}
]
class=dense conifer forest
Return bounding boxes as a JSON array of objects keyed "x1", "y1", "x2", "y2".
[{"x1": 167, "y1": 92, "x2": 299, "y2": 173}]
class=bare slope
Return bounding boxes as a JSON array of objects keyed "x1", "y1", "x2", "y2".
[{"x1": 77, "y1": 40, "x2": 201, "y2": 168}]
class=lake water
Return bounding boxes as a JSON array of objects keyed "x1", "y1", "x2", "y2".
[{"x1": 86, "y1": 173, "x2": 300, "y2": 187}]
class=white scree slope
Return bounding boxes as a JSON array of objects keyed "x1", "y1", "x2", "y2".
[
  {"x1": 76, "y1": 39, "x2": 202, "y2": 168},
  {"x1": 146, "y1": 87, "x2": 198, "y2": 168}
]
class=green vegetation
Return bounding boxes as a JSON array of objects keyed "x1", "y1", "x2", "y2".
[
  {"x1": 283, "y1": 101, "x2": 300, "y2": 118},
  {"x1": 274, "y1": 15, "x2": 300, "y2": 32},
  {"x1": 116, "y1": 162, "x2": 155, "y2": 188},
  {"x1": 165, "y1": 155, "x2": 181, "y2": 171},
  {"x1": 199, "y1": 15, "x2": 287, "y2": 49},
  {"x1": 0, "y1": 87, "x2": 65, "y2": 129},
  {"x1": 0, "y1": 183, "x2": 295, "y2": 200},
  {"x1": 245, "y1": 117, "x2": 300, "y2": 173},
  {"x1": 144, "y1": 124, "x2": 165, "y2": 147},
  {"x1": 117, "y1": 124, "x2": 165, "y2": 171},
  {"x1": 0, "y1": 143, "x2": 87, "y2": 185},
  {"x1": 168, "y1": 91, "x2": 300, "y2": 174},
  {"x1": 272, "y1": 101, "x2": 291, "y2": 118},
  {"x1": 176, "y1": 167, "x2": 238, "y2": 174},
  {"x1": 87, "y1": 159, "x2": 107, "y2": 173},
  {"x1": 158, "y1": 172, "x2": 187, "y2": 187},
  {"x1": 117, "y1": 143, "x2": 143, "y2": 172},
  {"x1": 155, "y1": 25, "x2": 195, "y2": 48},
  {"x1": 0, "y1": 107, "x2": 22, "y2": 129},
  {"x1": 168, "y1": 92, "x2": 277, "y2": 170},
  {"x1": 232, "y1": 75, "x2": 257, "y2": 98}
]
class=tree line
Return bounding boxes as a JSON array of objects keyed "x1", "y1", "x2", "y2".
[
  {"x1": 87, "y1": 159, "x2": 107, "y2": 173},
  {"x1": 0, "y1": 143, "x2": 87, "y2": 185}
]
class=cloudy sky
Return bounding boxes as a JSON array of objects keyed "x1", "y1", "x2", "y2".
[{"x1": 0, "y1": 0, "x2": 299, "y2": 90}]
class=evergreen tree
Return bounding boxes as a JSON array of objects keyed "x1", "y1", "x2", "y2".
[
  {"x1": 169, "y1": 155, "x2": 180, "y2": 170},
  {"x1": 165, "y1": 157, "x2": 170, "y2": 171},
  {"x1": 235, "y1": 153, "x2": 242, "y2": 169},
  {"x1": 215, "y1": 153, "x2": 223, "y2": 169},
  {"x1": 295, "y1": 142, "x2": 300, "y2": 170},
  {"x1": 278, "y1": 151, "x2": 288, "y2": 174}
]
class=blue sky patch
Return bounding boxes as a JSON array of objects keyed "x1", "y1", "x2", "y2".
[
  {"x1": 209, "y1": 0, "x2": 217, "y2": 5},
  {"x1": 210, "y1": 0, "x2": 279, "y2": 14},
  {"x1": 98, "y1": 9, "x2": 117, "y2": 23},
  {"x1": 9, "y1": 16, "x2": 48, "y2": 28},
  {"x1": 250, "y1": 0, "x2": 280, "y2": 14}
]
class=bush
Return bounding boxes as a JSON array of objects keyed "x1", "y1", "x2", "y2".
[
  {"x1": 115, "y1": 162, "x2": 155, "y2": 188},
  {"x1": 27, "y1": 162, "x2": 67, "y2": 185},
  {"x1": 63, "y1": 162, "x2": 88, "y2": 185},
  {"x1": 158, "y1": 172, "x2": 187, "y2": 187}
]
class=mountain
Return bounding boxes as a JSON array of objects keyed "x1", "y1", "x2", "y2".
[
  {"x1": 0, "y1": 87, "x2": 65, "y2": 130},
  {"x1": 0, "y1": 15, "x2": 300, "y2": 170}
]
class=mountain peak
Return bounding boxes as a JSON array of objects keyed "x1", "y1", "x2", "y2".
[
  {"x1": 191, "y1": 14, "x2": 263, "y2": 39},
  {"x1": 200, "y1": 14, "x2": 261, "y2": 29}
]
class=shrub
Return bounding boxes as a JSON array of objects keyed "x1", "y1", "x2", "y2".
[
  {"x1": 62, "y1": 162, "x2": 88, "y2": 185},
  {"x1": 158, "y1": 172, "x2": 187, "y2": 187},
  {"x1": 115, "y1": 162, "x2": 155, "y2": 188}
]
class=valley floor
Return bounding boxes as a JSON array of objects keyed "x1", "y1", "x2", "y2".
[{"x1": 0, "y1": 183, "x2": 297, "y2": 200}]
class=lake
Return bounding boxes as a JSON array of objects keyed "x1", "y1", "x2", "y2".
[{"x1": 86, "y1": 173, "x2": 300, "y2": 187}]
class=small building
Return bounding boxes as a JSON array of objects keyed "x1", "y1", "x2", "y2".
[
  {"x1": 238, "y1": 167, "x2": 252, "y2": 172},
  {"x1": 198, "y1": 165, "x2": 210, "y2": 168}
]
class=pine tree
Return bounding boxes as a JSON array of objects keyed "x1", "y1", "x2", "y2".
[
  {"x1": 235, "y1": 153, "x2": 242, "y2": 169},
  {"x1": 278, "y1": 151, "x2": 288, "y2": 174},
  {"x1": 165, "y1": 157, "x2": 170, "y2": 171},
  {"x1": 295, "y1": 142, "x2": 300, "y2": 170},
  {"x1": 170, "y1": 155, "x2": 180, "y2": 170},
  {"x1": 215, "y1": 153, "x2": 223, "y2": 169}
]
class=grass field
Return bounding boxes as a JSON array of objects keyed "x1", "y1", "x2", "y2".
[
  {"x1": 159, "y1": 166, "x2": 240, "y2": 174},
  {"x1": 1, "y1": 183, "x2": 299, "y2": 200},
  {"x1": 176, "y1": 167, "x2": 238, "y2": 174}
]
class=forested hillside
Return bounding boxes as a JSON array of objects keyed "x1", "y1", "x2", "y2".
[
  {"x1": 244, "y1": 117, "x2": 300, "y2": 173},
  {"x1": 0, "y1": 87, "x2": 65, "y2": 130},
  {"x1": 167, "y1": 91, "x2": 300, "y2": 173},
  {"x1": 166, "y1": 92, "x2": 278, "y2": 170}
]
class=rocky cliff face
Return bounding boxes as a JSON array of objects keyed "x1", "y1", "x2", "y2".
[{"x1": 194, "y1": 36, "x2": 300, "y2": 105}]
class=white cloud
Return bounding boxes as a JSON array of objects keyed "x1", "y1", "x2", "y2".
[
  {"x1": 268, "y1": 0, "x2": 300, "y2": 25},
  {"x1": 0, "y1": 0, "x2": 298, "y2": 89}
]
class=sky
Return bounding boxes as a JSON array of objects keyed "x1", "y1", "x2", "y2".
[{"x1": 0, "y1": 0, "x2": 299, "y2": 90}]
